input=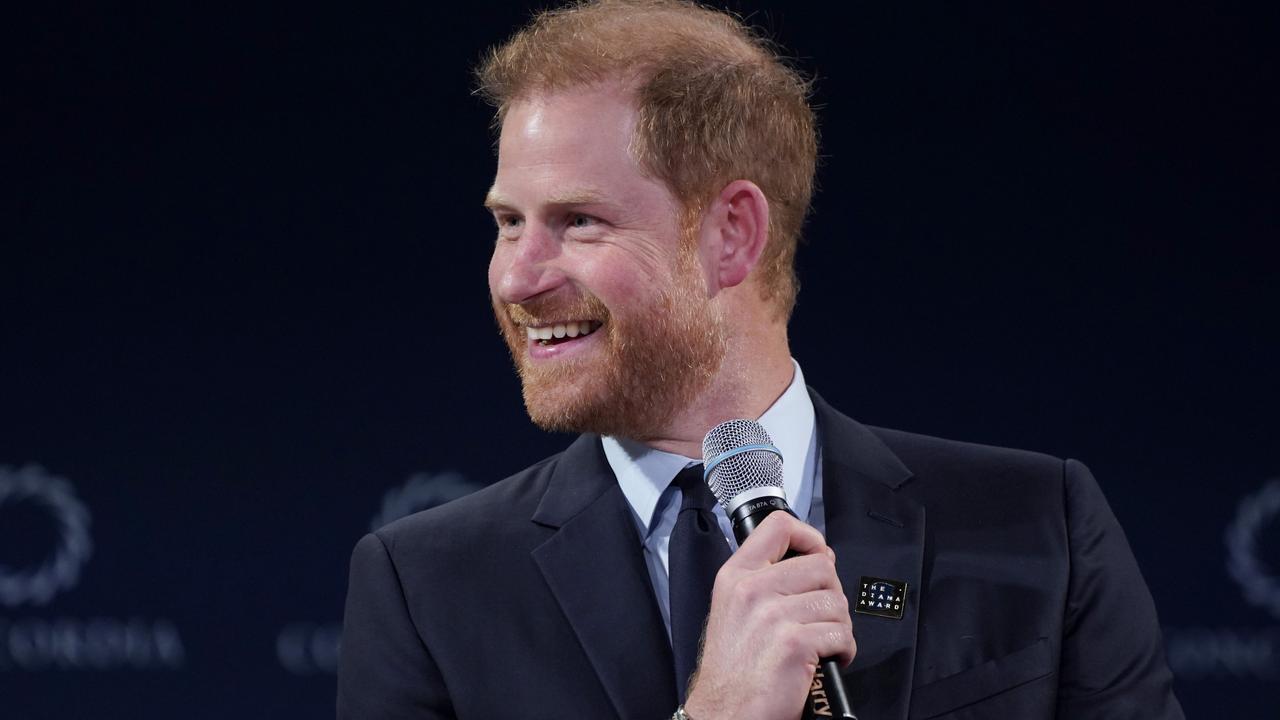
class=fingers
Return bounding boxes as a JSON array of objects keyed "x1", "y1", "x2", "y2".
[
  {"x1": 752, "y1": 591, "x2": 853, "y2": 660},
  {"x1": 776, "y1": 512, "x2": 832, "y2": 558},
  {"x1": 761, "y1": 617, "x2": 856, "y2": 670},
  {"x1": 725, "y1": 551, "x2": 842, "y2": 599},
  {"x1": 730, "y1": 511, "x2": 828, "y2": 567},
  {"x1": 773, "y1": 588, "x2": 850, "y2": 625},
  {"x1": 796, "y1": 621, "x2": 857, "y2": 667},
  {"x1": 687, "y1": 511, "x2": 858, "y2": 719}
]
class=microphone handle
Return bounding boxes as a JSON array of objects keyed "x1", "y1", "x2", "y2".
[{"x1": 730, "y1": 497, "x2": 859, "y2": 720}]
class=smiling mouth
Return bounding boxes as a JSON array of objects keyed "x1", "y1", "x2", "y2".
[{"x1": 524, "y1": 320, "x2": 603, "y2": 346}]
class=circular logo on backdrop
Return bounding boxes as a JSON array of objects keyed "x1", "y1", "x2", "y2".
[
  {"x1": 368, "y1": 470, "x2": 482, "y2": 532},
  {"x1": 1226, "y1": 478, "x2": 1280, "y2": 620},
  {"x1": 0, "y1": 465, "x2": 93, "y2": 608}
]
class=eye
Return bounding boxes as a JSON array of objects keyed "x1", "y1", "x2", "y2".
[
  {"x1": 493, "y1": 213, "x2": 523, "y2": 237},
  {"x1": 568, "y1": 214, "x2": 598, "y2": 229}
]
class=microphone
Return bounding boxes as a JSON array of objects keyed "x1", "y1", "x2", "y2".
[{"x1": 702, "y1": 419, "x2": 858, "y2": 720}]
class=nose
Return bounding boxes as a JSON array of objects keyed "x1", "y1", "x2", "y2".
[{"x1": 489, "y1": 222, "x2": 566, "y2": 305}]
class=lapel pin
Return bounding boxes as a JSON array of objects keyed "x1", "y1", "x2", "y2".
[{"x1": 855, "y1": 576, "x2": 908, "y2": 620}]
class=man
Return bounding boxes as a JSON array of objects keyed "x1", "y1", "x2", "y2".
[{"x1": 338, "y1": 2, "x2": 1184, "y2": 718}]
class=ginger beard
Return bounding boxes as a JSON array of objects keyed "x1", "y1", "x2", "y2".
[{"x1": 493, "y1": 247, "x2": 727, "y2": 440}]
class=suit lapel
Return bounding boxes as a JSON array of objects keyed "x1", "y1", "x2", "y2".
[
  {"x1": 813, "y1": 391, "x2": 924, "y2": 720},
  {"x1": 531, "y1": 434, "x2": 677, "y2": 720}
]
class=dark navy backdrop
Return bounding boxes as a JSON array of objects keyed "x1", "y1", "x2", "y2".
[{"x1": 3, "y1": 1, "x2": 1276, "y2": 717}]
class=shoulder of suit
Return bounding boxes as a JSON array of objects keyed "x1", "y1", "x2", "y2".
[
  {"x1": 864, "y1": 424, "x2": 1068, "y2": 488},
  {"x1": 811, "y1": 388, "x2": 1068, "y2": 488},
  {"x1": 859, "y1": 425, "x2": 1078, "y2": 533}
]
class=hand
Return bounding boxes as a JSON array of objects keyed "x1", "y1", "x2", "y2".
[{"x1": 683, "y1": 512, "x2": 856, "y2": 720}]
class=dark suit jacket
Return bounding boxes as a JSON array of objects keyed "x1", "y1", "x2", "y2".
[{"x1": 338, "y1": 391, "x2": 1183, "y2": 719}]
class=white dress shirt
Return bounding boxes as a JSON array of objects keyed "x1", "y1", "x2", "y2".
[{"x1": 602, "y1": 359, "x2": 826, "y2": 638}]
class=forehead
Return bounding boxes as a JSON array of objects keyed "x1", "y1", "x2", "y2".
[
  {"x1": 499, "y1": 85, "x2": 636, "y2": 161},
  {"x1": 489, "y1": 85, "x2": 668, "y2": 209}
]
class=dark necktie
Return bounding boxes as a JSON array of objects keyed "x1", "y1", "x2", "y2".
[{"x1": 667, "y1": 463, "x2": 732, "y2": 701}]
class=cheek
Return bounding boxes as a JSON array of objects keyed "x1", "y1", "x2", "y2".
[
  {"x1": 574, "y1": 243, "x2": 671, "y2": 299},
  {"x1": 573, "y1": 258, "x2": 637, "y2": 304}
]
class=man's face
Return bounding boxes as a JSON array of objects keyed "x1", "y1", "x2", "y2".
[{"x1": 486, "y1": 85, "x2": 725, "y2": 440}]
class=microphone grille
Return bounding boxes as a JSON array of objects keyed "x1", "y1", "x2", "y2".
[{"x1": 701, "y1": 419, "x2": 784, "y2": 509}]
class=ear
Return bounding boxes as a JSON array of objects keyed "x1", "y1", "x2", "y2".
[{"x1": 698, "y1": 179, "x2": 770, "y2": 291}]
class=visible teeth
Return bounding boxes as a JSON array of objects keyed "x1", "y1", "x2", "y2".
[{"x1": 524, "y1": 321, "x2": 600, "y2": 342}]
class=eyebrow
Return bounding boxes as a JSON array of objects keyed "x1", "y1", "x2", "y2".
[{"x1": 483, "y1": 188, "x2": 610, "y2": 210}]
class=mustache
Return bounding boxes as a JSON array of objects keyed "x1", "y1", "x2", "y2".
[{"x1": 502, "y1": 293, "x2": 611, "y2": 326}]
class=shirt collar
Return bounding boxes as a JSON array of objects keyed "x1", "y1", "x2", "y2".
[{"x1": 603, "y1": 360, "x2": 816, "y2": 533}]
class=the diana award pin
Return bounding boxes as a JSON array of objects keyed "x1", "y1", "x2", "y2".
[{"x1": 855, "y1": 576, "x2": 907, "y2": 620}]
